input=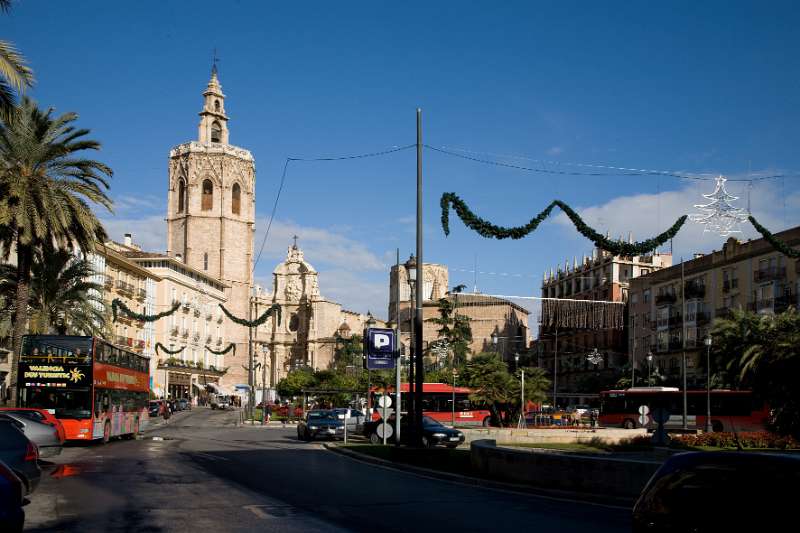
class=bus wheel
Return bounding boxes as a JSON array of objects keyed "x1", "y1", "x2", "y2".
[
  {"x1": 102, "y1": 421, "x2": 111, "y2": 444},
  {"x1": 482, "y1": 417, "x2": 491, "y2": 427},
  {"x1": 623, "y1": 419, "x2": 635, "y2": 430},
  {"x1": 711, "y1": 420, "x2": 724, "y2": 432},
  {"x1": 130, "y1": 418, "x2": 140, "y2": 439}
]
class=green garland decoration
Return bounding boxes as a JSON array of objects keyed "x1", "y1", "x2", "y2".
[
  {"x1": 441, "y1": 192, "x2": 688, "y2": 256},
  {"x1": 205, "y1": 343, "x2": 236, "y2": 356},
  {"x1": 111, "y1": 299, "x2": 180, "y2": 323},
  {"x1": 155, "y1": 342, "x2": 185, "y2": 356},
  {"x1": 219, "y1": 303, "x2": 281, "y2": 328},
  {"x1": 749, "y1": 215, "x2": 800, "y2": 258}
]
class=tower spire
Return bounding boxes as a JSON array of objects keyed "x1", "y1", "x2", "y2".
[{"x1": 198, "y1": 64, "x2": 228, "y2": 144}]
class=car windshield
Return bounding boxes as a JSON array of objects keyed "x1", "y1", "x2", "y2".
[
  {"x1": 308, "y1": 411, "x2": 337, "y2": 421},
  {"x1": 422, "y1": 416, "x2": 443, "y2": 427}
]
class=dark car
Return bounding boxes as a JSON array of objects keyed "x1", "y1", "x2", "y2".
[
  {"x1": 177, "y1": 398, "x2": 191, "y2": 411},
  {"x1": 0, "y1": 418, "x2": 40, "y2": 495},
  {"x1": 0, "y1": 460, "x2": 25, "y2": 533},
  {"x1": 632, "y1": 451, "x2": 800, "y2": 532},
  {"x1": 297, "y1": 410, "x2": 344, "y2": 441},
  {"x1": 367, "y1": 415, "x2": 465, "y2": 448},
  {"x1": 0, "y1": 412, "x2": 63, "y2": 458}
]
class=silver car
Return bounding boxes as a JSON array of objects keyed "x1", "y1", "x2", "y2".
[{"x1": 0, "y1": 413, "x2": 62, "y2": 458}]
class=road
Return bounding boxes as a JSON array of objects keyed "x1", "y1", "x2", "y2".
[{"x1": 25, "y1": 408, "x2": 631, "y2": 532}]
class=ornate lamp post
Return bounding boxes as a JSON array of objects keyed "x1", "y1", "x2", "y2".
[
  {"x1": 404, "y1": 254, "x2": 417, "y2": 434},
  {"x1": 704, "y1": 335, "x2": 713, "y2": 432},
  {"x1": 261, "y1": 344, "x2": 269, "y2": 424},
  {"x1": 366, "y1": 312, "x2": 376, "y2": 415}
]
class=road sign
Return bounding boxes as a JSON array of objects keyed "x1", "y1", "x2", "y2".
[
  {"x1": 638, "y1": 414, "x2": 650, "y2": 426},
  {"x1": 377, "y1": 395, "x2": 392, "y2": 408},
  {"x1": 638, "y1": 405, "x2": 650, "y2": 416},
  {"x1": 376, "y1": 422, "x2": 394, "y2": 439},
  {"x1": 652, "y1": 407, "x2": 670, "y2": 424},
  {"x1": 364, "y1": 328, "x2": 396, "y2": 370}
]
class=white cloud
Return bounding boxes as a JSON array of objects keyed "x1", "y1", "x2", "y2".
[
  {"x1": 318, "y1": 270, "x2": 388, "y2": 318},
  {"x1": 253, "y1": 218, "x2": 386, "y2": 272},
  {"x1": 111, "y1": 194, "x2": 164, "y2": 216},
  {"x1": 101, "y1": 215, "x2": 167, "y2": 252},
  {"x1": 553, "y1": 179, "x2": 800, "y2": 259},
  {"x1": 547, "y1": 146, "x2": 564, "y2": 156}
]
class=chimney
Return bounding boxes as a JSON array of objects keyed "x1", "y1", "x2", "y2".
[
  {"x1": 124, "y1": 233, "x2": 132, "y2": 247},
  {"x1": 176, "y1": 253, "x2": 182, "y2": 262}
]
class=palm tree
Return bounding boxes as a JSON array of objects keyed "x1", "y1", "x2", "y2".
[
  {"x1": 0, "y1": 1, "x2": 35, "y2": 120},
  {"x1": 0, "y1": 97, "x2": 112, "y2": 399},
  {"x1": 0, "y1": 246, "x2": 106, "y2": 335}
]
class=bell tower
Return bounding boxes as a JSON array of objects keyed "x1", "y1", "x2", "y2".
[{"x1": 165, "y1": 66, "x2": 256, "y2": 389}]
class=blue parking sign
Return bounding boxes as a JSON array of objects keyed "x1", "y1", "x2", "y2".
[{"x1": 364, "y1": 328, "x2": 396, "y2": 370}]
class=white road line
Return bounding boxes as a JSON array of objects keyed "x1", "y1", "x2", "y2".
[
  {"x1": 243, "y1": 505, "x2": 270, "y2": 519},
  {"x1": 194, "y1": 452, "x2": 231, "y2": 462}
]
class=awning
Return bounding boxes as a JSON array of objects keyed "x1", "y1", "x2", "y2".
[{"x1": 206, "y1": 383, "x2": 222, "y2": 393}]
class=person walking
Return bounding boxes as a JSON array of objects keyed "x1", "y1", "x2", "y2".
[{"x1": 265, "y1": 404, "x2": 272, "y2": 424}]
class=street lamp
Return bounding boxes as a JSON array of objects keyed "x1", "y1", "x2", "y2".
[
  {"x1": 261, "y1": 344, "x2": 269, "y2": 425},
  {"x1": 491, "y1": 331, "x2": 498, "y2": 352},
  {"x1": 646, "y1": 352, "x2": 654, "y2": 387},
  {"x1": 514, "y1": 352, "x2": 520, "y2": 371},
  {"x1": 404, "y1": 254, "x2": 417, "y2": 428},
  {"x1": 704, "y1": 335, "x2": 713, "y2": 432}
]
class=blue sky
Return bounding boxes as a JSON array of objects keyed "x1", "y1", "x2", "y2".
[{"x1": 5, "y1": 1, "x2": 800, "y2": 319}]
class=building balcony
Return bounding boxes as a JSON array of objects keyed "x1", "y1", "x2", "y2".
[
  {"x1": 656, "y1": 313, "x2": 682, "y2": 329},
  {"x1": 170, "y1": 326, "x2": 179, "y2": 337},
  {"x1": 684, "y1": 281, "x2": 706, "y2": 299},
  {"x1": 754, "y1": 266, "x2": 786, "y2": 283},
  {"x1": 206, "y1": 335, "x2": 213, "y2": 344},
  {"x1": 116, "y1": 335, "x2": 126, "y2": 346},
  {"x1": 216, "y1": 316, "x2": 223, "y2": 324},
  {"x1": 216, "y1": 338, "x2": 222, "y2": 346},
  {"x1": 104, "y1": 278, "x2": 113, "y2": 290},
  {"x1": 181, "y1": 328, "x2": 189, "y2": 338},
  {"x1": 723, "y1": 278, "x2": 739, "y2": 293},
  {"x1": 205, "y1": 313, "x2": 213, "y2": 320},
  {"x1": 715, "y1": 307, "x2": 731, "y2": 318},
  {"x1": 655, "y1": 292, "x2": 677, "y2": 305},
  {"x1": 182, "y1": 300, "x2": 191, "y2": 310},
  {"x1": 192, "y1": 333, "x2": 200, "y2": 342},
  {"x1": 137, "y1": 288, "x2": 146, "y2": 300}
]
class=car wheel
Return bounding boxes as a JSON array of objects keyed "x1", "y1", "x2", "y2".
[
  {"x1": 446, "y1": 444, "x2": 458, "y2": 449},
  {"x1": 103, "y1": 421, "x2": 111, "y2": 444},
  {"x1": 369, "y1": 432, "x2": 381, "y2": 445},
  {"x1": 482, "y1": 416, "x2": 491, "y2": 427},
  {"x1": 623, "y1": 418, "x2": 636, "y2": 430},
  {"x1": 422, "y1": 436, "x2": 433, "y2": 448}
]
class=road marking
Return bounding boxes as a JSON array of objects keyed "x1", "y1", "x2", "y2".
[{"x1": 244, "y1": 505, "x2": 270, "y2": 519}]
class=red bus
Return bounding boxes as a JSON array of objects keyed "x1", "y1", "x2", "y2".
[
  {"x1": 371, "y1": 383, "x2": 492, "y2": 427},
  {"x1": 599, "y1": 387, "x2": 768, "y2": 432},
  {"x1": 17, "y1": 335, "x2": 149, "y2": 442}
]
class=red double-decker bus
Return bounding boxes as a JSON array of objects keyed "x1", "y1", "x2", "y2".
[
  {"x1": 371, "y1": 383, "x2": 492, "y2": 427},
  {"x1": 17, "y1": 335, "x2": 149, "y2": 442},
  {"x1": 599, "y1": 387, "x2": 768, "y2": 432}
]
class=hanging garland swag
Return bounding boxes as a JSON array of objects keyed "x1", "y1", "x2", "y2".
[
  {"x1": 205, "y1": 343, "x2": 236, "y2": 356},
  {"x1": 219, "y1": 303, "x2": 282, "y2": 328},
  {"x1": 155, "y1": 342, "x2": 185, "y2": 356},
  {"x1": 440, "y1": 193, "x2": 687, "y2": 256},
  {"x1": 112, "y1": 299, "x2": 180, "y2": 323},
  {"x1": 748, "y1": 215, "x2": 800, "y2": 259}
]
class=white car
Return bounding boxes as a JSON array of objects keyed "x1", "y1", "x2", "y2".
[{"x1": 210, "y1": 396, "x2": 231, "y2": 410}]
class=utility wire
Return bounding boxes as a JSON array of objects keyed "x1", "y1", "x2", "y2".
[{"x1": 252, "y1": 144, "x2": 415, "y2": 273}]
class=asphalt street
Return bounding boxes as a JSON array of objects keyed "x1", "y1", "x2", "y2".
[{"x1": 24, "y1": 408, "x2": 631, "y2": 532}]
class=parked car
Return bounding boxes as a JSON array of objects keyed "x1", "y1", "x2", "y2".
[
  {"x1": 210, "y1": 395, "x2": 231, "y2": 410},
  {"x1": 0, "y1": 412, "x2": 62, "y2": 458},
  {"x1": 331, "y1": 408, "x2": 366, "y2": 433},
  {"x1": 366, "y1": 415, "x2": 465, "y2": 448},
  {"x1": 632, "y1": 451, "x2": 800, "y2": 532},
  {"x1": 297, "y1": 410, "x2": 345, "y2": 441},
  {"x1": 0, "y1": 418, "x2": 40, "y2": 495},
  {"x1": 177, "y1": 398, "x2": 191, "y2": 411},
  {"x1": 0, "y1": 407, "x2": 66, "y2": 443},
  {"x1": 0, "y1": 460, "x2": 25, "y2": 533}
]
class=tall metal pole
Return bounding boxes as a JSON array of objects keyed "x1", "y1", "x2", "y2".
[
  {"x1": 413, "y1": 108, "x2": 425, "y2": 446},
  {"x1": 261, "y1": 346, "x2": 268, "y2": 424},
  {"x1": 706, "y1": 338, "x2": 712, "y2": 432},
  {"x1": 395, "y1": 249, "x2": 402, "y2": 445},
  {"x1": 630, "y1": 313, "x2": 635, "y2": 387},
  {"x1": 553, "y1": 327, "x2": 559, "y2": 410},
  {"x1": 681, "y1": 259, "x2": 688, "y2": 430}
]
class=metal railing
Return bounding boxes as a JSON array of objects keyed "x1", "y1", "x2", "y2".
[{"x1": 754, "y1": 266, "x2": 786, "y2": 283}]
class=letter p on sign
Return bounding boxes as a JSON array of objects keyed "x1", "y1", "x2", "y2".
[{"x1": 374, "y1": 334, "x2": 391, "y2": 349}]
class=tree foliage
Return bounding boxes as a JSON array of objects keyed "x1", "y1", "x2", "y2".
[
  {"x1": 709, "y1": 308, "x2": 800, "y2": 438},
  {"x1": 426, "y1": 296, "x2": 472, "y2": 367}
]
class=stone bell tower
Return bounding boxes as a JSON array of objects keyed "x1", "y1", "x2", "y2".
[{"x1": 165, "y1": 66, "x2": 256, "y2": 389}]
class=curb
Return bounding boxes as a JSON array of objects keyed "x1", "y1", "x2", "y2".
[{"x1": 323, "y1": 443, "x2": 634, "y2": 509}]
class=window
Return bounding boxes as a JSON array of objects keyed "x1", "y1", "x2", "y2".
[
  {"x1": 203, "y1": 253, "x2": 208, "y2": 271},
  {"x1": 214, "y1": 99, "x2": 220, "y2": 112},
  {"x1": 211, "y1": 121, "x2": 222, "y2": 143},
  {"x1": 232, "y1": 183, "x2": 241, "y2": 215},
  {"x1": 643, "y1": 289, "x2": 651, "y2": 303},
  {"x1": 201, "y1": 179, "x2": 213, "y2": 211},
  {"x1": 177, "y1": 179, "x2": 186, "y2": 213}
]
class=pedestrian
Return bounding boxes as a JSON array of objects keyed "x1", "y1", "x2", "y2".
[
  {"x1": 589, "y1": 409, "x2": 597, "y2": 430},
  {"x1": 265, "y1": 403, "x2": 272, "y2": 424}
]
